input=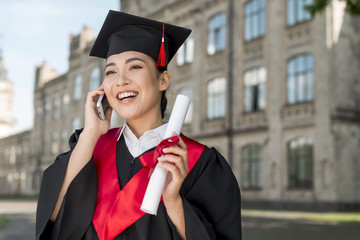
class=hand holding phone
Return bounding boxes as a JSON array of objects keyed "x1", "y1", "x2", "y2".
[{"x1": 96, "y1": 94, "x2": 110, "y2": 120}]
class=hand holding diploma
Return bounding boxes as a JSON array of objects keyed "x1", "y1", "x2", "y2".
[{"x1": 141, "y1": 95, "x2": 190, "y2": 215}]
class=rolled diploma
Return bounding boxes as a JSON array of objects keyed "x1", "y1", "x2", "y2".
[{"x1": 140, "y1": 94, "x2": 190, "y2": 215}]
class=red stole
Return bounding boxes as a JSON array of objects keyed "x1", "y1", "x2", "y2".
[{"x1": 92, "y1": 128, "x2": 205, "y2": 240}]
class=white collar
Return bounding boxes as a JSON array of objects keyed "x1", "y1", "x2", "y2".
[
  {"x1": 117, "y1": 121, "x2": 168, "y2": 158},
  {"x1": 117, "y1": 121, "x2": 168, "y2": 141}
]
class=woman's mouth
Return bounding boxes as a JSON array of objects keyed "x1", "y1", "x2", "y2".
[{"x1": 117, "y1": 91, "x2": 138, "y2": 101}]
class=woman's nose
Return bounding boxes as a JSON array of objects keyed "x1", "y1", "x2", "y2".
[{"x1": 116, "y1": 72, "x2": 130, "y2": 86}]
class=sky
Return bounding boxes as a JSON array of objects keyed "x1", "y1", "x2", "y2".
[{"x1": 0, "y1": 0, "x2": 120, "y2": 133}]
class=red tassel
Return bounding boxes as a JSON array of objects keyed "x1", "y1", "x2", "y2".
[{"x1": 156, "y1": 22, "x2": 167, "y2": 67}]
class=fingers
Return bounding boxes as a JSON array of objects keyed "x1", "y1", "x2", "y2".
[
  {"x1": 172, "y1": 132, "x2": 187, "y2": 150},
  {"x1": 158, "y1": 154, "x2": 187, "y2": 177},
  {"x1": 158, "y1": 162, "x2": 183, "y2": 183},
  {"x1": 105, "y1": 106, "x2": 113, "y2": 121},
  {"x1": 86, "y1": 88, "x2": 105, "y2": 107},
  {"x1": 158, "y1": 132, "x2": 189, "y2": 180}
]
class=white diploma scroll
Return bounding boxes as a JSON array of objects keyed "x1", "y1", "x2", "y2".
[{"x1": 140, "y1": 94, "x2": 191, "y2": 215}]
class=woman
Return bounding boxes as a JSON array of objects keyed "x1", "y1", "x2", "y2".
[{"x1": 36, "y1": 10, "x2": 242, "y2": 240}]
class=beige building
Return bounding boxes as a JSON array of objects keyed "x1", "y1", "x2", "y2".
[
  {"x1": 0, "y1": 0, "x2": 359, "y2": 210},
  {"x1": 121, "y1": 0, "x2": 360, "y2": 209},
  {"x1": 0, "y1": 130, "x2": 33, "y2": 195}
]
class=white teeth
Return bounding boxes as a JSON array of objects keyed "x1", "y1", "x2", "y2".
[{"x1": 118, "y1": 92, "x2": 138, "y2": 100}]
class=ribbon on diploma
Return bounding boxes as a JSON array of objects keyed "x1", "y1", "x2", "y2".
[{"x1": 139, "y1": 135, "x2": 179, "y2": 176}]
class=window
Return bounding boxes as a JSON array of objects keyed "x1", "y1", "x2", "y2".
[
  {"x1": 287, "y1": 54, "x2": 313, "y2": 104},
  {"x1": 177, "y1": 31, "x2": 194, "y2": 66},
  {"x1": 243, "y1": 67, "x2": 266, "y2": 113},
  {"x1": 241, "y1": 144, "x2": 262, "y2": 189},
  {"x1": 288, "y1": 137, "x2": 313, "y2": 189},
  {"x1": 62, "y1": 94, "x2": 70, "y2": 114},
  {"x1": 207, "y1": 13, "x2": 226, "y2": 55},
  {"x1": 53, "y1": 97, "x2": 60, "y2": 119},
  {"x1": 89, "y1": 67, "x2": 101, "y2": 90},
  {"x1": 287, "y1": 0, "x2": 313, "y2": 26},
  {"x1": 244, "y1": 0, "x2": 266, "y2": 41},
  {"x1": 45, "y1": 101, "x2": 52, "y2": 122},
  {"x1": 178, "y1": 87, "x2": 193, "y2": 124},
  {"x1": 207, "y1": 78, "x2": 226, "y2": 119},
  {"x1": 74, "y1": 74, "x2": 82, "y2": 100},
  {"x1": 72, "y1": 117, "x2": 81, "y2": 132},
  {"x1": 51, "y1": 131, "x2": 59, "y2": 154}
]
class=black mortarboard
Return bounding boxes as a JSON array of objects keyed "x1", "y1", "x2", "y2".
[{"x1": 89, "y1": 10, "x2": 192, "y2": 66}]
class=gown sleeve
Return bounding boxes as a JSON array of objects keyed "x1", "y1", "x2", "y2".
[
  {"x1": 178, "y1": 147, "x2": 242, "y2": 240},
  {"x1": 35, "y1": 129, "x2": 98, "y2": 240}
]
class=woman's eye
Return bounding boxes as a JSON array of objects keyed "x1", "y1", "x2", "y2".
[
  {"x1": 129, "y1": 65, "x2": 142, "y2": 70},
  {"x1": 105, "y1": 70, "x2": 116, "y2": 76}
]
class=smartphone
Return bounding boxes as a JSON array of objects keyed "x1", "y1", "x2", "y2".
[{"x1": 96, "y1": 94, "x2": 110, "y2": 120}]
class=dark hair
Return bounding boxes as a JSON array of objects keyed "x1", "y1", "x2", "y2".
[{"x1": 157, "y1": 66, "x2": 168, "y2": 119}]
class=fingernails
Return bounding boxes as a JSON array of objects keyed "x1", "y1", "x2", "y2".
[{"x1": 163, "y1": 148, "x2": 169, "y2": 153}]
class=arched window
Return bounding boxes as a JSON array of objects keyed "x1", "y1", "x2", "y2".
[
  {"x1": 207, "y1": 13, "x2": 226, "y2": 55},
  {"x1": 89, "y1": 67, "x2": 101, "y2": 90},
  {"x1": 287, "y1": 54, "x2": 314, "y2": 104},
  {"x1": 177, "y1": 31, "x2": 194, "y2": 66},
  {"x1": 74, "y1": 74, "x2": 82, "y2": 100},
  {"x1": 288, "y1": 137, "x2": 313, "y2": 189},
  {"x1": 243, "y1": 67, "x2": 266, "y2": 113},
  {"x1": 178, "y1": 87, "x2": 193, "y2": 124},
  {"x1": 207, "y1": 78, "x2": 226, "y2": 119},
  {"x1": 241, "y1": 144, "x2": 262, "y2": 189},
  {"x1": 287, "y1": 0, "x2": 313, "y2": 26},
  {"x1": 244, "y1": 0, "x2": 266, "y2": 41}
]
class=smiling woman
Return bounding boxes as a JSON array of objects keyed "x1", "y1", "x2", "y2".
[{"x1": 36, "y1": 10, "x2": 242, "y2": 240}]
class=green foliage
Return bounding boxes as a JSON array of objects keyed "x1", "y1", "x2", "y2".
[
  {"x1": 306, "y1": 0, "x2": 360, "y2": 16},
  {"x1": 303, "y1": 212, "x2": 360, "y2": 224},
  {"x1": 0, "y1": 214, "x2": 10, "y2": 230}
]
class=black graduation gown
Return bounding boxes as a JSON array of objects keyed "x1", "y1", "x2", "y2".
[{"x1": 36, "y1": 129, "x2": 242, "y2": 239}]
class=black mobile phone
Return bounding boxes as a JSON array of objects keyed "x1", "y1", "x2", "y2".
[{"x1": 96, "y1": 94, "x2": 110, "y2": 120}]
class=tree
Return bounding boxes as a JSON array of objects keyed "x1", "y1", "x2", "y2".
[{"x1": 306, "y1": 0, "x2": 360, "y2": 16}]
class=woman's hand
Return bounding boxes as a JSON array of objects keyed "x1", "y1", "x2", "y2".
[
  {"x1": 158, "y1": 132, "x2": 188, "y2": 239},
  {"x1": 83, "y1": 88, "x2": 112, "y2": 138},
  {"x1": 158, "y1": 132, "x2": 189, "y2": 203}
]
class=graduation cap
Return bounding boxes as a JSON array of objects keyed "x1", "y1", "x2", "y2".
[{"x1": 89, "y1": 10, "x2": 192, "y2": 67}]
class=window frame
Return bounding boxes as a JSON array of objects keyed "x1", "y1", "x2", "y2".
[
  {"x1": 89, "y1": 67, "x2": 101, "y2": 91},
  {"x1": 287, "y1": 137, "x2": 314, "y2": 189},
  {"x1": 286, "y1": 54, "x2": 314, "y2": 105},
  {"x1": 241, "y1": 144, "x2": 263, "y2": 189},
  {"x1": 286, "y1": 0, "x2": 313, "y2": 27},
  {"x1": 244, "y1": 0, "x2": 266, "y2": 42},
  {"x1": 207, "y1": 13, "x2": 227, "y2": 55},
  {"x1": 243, "y1": 67, "x2": 267, "y2": 113},
  {"x1": 206, "y1": 77, "x2": 226, "y2": 120},
  {"x1": 73, "y1": 74, "x2": 82, "y2": 100}
]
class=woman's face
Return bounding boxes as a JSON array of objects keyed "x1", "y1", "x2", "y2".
[{"x1": 102, "y1": 51, "x2": 169, "y2": 122}]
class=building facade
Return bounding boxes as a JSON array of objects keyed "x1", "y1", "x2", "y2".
[
  {"x1": 0, "y1": 0, "x2": 359, "y2": 210},
  {"x1": 120, "y1": 0, "x2": 360, "y2": 209}
]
